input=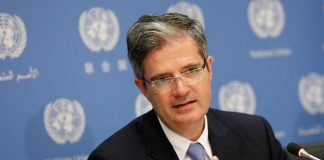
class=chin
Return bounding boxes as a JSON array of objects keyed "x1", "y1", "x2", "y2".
[{"x1": 174, "y1": 112, "x2": 204, "y2": 124}]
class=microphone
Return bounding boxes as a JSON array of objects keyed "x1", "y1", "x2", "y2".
[{"x1": 287, "y1": 142, "x2": 321, "y2": 160}]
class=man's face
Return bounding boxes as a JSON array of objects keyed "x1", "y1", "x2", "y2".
[{"x1": 135, "y1": 36, "x2": 213, "y2": 130}]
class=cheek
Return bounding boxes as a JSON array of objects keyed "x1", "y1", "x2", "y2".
[
  {"x1": 198, "y1": 79, "x2": 212, "y2": 103},
  {"x1": 148, "y1": 94, "x2": 170, "y2": 110}
]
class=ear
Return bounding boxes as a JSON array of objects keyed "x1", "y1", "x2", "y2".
[
  {"x1": 206, "y1": 56, "x2": 213, "y2": 80},
  {"x1": 134, "y1": 78, "x2": 149, "y2": 97}
]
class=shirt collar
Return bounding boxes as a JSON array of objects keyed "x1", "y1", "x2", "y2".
[{"x1": 158, "y1": 116, "x2": 212, "y2": 160}]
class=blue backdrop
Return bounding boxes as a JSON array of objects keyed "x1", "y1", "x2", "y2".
[{"x1": 1, "y1": 0, "x2": 324, "y2": 159}]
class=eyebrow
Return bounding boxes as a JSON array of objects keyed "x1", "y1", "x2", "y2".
[{"x1": 147, "y1": 62, "x2": 203, "y2": 81}]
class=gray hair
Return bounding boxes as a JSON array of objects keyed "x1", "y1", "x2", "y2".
[{"x1": 127, "y1": 12, "x2": 208, "y2": 79}]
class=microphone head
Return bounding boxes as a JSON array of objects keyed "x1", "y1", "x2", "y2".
[{"x1": 287, "y1": 142, "x2": 303, "y2": 156}]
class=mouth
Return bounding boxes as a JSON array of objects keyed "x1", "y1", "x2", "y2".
[{"x1": 173, "y1": 100, "x2": 196, "y2": 108}]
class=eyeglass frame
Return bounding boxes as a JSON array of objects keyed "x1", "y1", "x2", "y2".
[{"x1": 142, "y1": 61, "x2": 207, "y2": 93}]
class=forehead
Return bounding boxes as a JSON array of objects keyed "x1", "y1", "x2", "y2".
[{"x1": 142, "y1": 36, "x2": 203, "y2": 78}]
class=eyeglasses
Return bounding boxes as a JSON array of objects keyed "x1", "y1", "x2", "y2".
[{"x1": 143, "y1": 63, "x2": 206, "y2": 93}]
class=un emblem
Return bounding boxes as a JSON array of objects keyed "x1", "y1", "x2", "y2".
[
  {"x1": 167, "y1": 1, "x2": 205, "y2": 28},
  {"x1": 299, "y1": 73, "x2": 324, "y2": 115},
  {"x1": 0, "y1": 13, "x2": 27, "y2": 60},
  {"x1": 248, "y1": 0, "x2": 285, "y2": 39},
  {"x1": 44, "y1": 98, "x2": 86, "y2": 145},
  {"x1": 79, "y1": 7, "x2": 120, "y2": 52},
  {"x1": 219, "y1": 81, "x2": 256, "y2": 114},
  {"x1": 135, "y1": 93, "x2": 153, "y2": 117}
]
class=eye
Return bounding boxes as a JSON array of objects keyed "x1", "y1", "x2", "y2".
[
  {"x1": 152, "y1": 77, "x2": 173, "y2": 86},
  {"x1": 182, "y1": 67, "x2": 203, "y2": 78},
  {"x1": 186, "y1": 67, "x2": 199, "y2": 73}
]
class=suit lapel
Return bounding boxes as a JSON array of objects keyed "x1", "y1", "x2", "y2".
[
  {"x1": 142, "y1": 110, "x2": 179, "y2": 160},
  {"x1": 207, "y1": 110, "x2": 240, "y2": 160}
]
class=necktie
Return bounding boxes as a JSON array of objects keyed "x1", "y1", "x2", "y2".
[{"x1": 187, "y1": 143, "x2": 205, "y2": 160}]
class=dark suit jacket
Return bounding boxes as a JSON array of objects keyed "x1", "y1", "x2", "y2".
[{"x1": 88, "y1": 108, "x2": 288, "y2": 160}]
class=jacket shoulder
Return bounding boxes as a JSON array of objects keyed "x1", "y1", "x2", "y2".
[
  {"x1": 208, "y1": 108, "x2": 267, "y2": 129},
  {"x1": 88, "y1": 111, "x2": 154, "y2": 160}
]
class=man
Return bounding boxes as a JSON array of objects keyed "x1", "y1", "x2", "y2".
[{"x1": 88, "y1": 13, "x2": 288, "y2": 160}]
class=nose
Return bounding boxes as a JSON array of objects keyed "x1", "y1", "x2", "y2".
[{"x1": 172, "y1": 77, "x2": 189, "y2": 96}]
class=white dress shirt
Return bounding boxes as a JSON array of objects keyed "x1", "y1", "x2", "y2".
[{"x1": 158, "y1": 116, "x2": 213, "y2": 160}]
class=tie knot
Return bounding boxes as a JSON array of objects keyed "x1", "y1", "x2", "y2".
[{"x1": 187, "y1": 143, "x2": 205, "y2": 160}]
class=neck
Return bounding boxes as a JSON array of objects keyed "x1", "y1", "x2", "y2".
[{"x1": 166, "y1": 117, "x2": 205, "y2": 141}]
